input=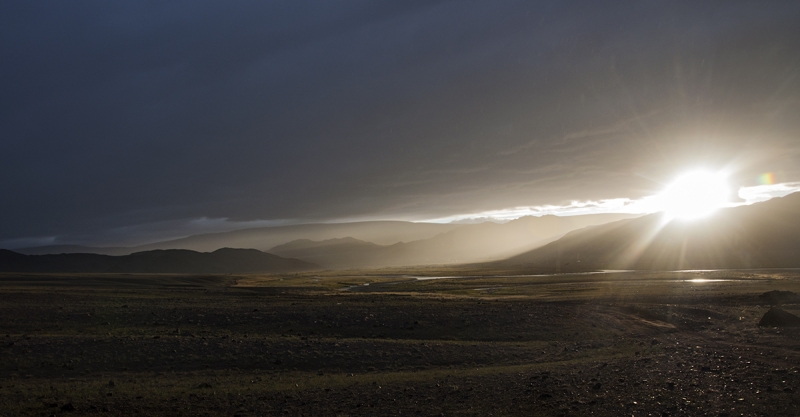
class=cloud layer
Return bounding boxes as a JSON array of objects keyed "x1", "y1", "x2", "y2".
[{"x1": 2, "y1": 1, "x2": 800, "y2": 246}]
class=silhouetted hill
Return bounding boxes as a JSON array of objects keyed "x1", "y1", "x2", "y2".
[
  {"x1": 270, "y1": 213, "x2": 639, "y2": 268},
  {"x1": 502, "y1": 192, "x2": 800, "y2": 270},
  {"x1": 0, "y1": 248, "x2": 318, "y2": 274},
  {"x1": 270, "y1": 238, "x2": 388, "y2": 269},
  {"x1": 15, "y1": 245, "x2": 130, "y2": 256}
]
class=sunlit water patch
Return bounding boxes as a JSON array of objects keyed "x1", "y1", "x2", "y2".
[{"x1": 339, "y1": 269, "x2": 796, "y2": 292}]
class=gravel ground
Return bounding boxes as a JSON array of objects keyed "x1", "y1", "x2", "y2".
[{"x1": 1, "y1": 272, "x2": 799, "y2": 416}]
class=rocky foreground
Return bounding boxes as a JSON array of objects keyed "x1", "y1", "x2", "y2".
[{"x1": 0, "y1": 272, "x2": 799, "y2": 416}]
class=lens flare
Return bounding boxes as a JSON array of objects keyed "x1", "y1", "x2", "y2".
[{"x1": 758, "y1": 172, "x2": 775, "y2": 185}]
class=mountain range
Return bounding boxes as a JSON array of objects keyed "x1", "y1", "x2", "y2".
[
  {"x1": 0, "y1": 248, "x2": 318, "y2": 274},
  {"x1": 14, "y1": 213, "x2": 638, "y2": 268},
  {"x1": 3, "y1": 193, "x2": 799, "y2": 273},
  {"x1": 268, "y1": 213, "x2": 639, "y2": 268},
  {"x1": 501, "y1": 192, "x2": 800, "y2": 270},
  {"x1": 15, "y1": 221, "x2": 461, "y2": 256}
]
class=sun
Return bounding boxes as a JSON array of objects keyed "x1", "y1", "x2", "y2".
[{"x1": 659, "y1": 170, "x2": 730, "y2": 220}]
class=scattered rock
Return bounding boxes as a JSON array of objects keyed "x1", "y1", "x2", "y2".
[
  {"x1": 758, "y1": 307, "x2": 800, "y2": 327},
  {"x1": 759, "y1": 291, "x2": 800, "y2": 306}
]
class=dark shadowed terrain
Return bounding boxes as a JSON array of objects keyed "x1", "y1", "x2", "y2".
[{"x1": 2, "y1": 269, "x2": 800, "y2": 416}]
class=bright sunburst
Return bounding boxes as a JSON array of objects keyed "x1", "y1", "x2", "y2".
[{"x1": 659, "y1": 170, "x2": 730, "y2": 220}]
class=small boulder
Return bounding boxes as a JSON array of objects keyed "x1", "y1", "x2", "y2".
[
  {"x1": 759, "y1": 291, "x2": 800, "y2": 306},
  {"x1": 758, "y1": 307, "x2": 800, "y2": 327}
]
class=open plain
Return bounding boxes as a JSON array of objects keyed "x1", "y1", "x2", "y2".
[{"x1": 2, "y1": 269, "x2": 800, "y2": 416}]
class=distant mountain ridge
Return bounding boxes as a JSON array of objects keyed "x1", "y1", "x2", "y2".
[
  {"x1": 0, "y1": 248, "x2": 319, "y2": 274},
  {"x1": 129, "y1": 221, "x2": 459, "y2": 254},
  {"x1": 269, "y1": 213, "x2": 640, "y2": 268},
  {"x1": 13, "y1": 214, "x2": 639, "y2": 270},
  {"x1": 15, "y1": 244, "x2": 130, "y2": 256},
  {"x1": 501, "y1": 192, "x2": 800, "y2": 270},
  {"x1": 270, "y1": 238, "x2": 387, "y2": 269},
  {"x1": 15, "y1": 221, "x2": 461, "y2": 256},
  {"x1": 271, "y1": 237, "x2": 373, "y2": 252}
]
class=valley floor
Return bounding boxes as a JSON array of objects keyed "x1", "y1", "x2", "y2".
[{"x1": 1, "y1": 270, "x2": 800, "y2": 416}]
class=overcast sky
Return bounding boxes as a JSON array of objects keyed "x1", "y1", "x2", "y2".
[{"x1": 2, "y1": 1, "x2": 800, "y2": 247}]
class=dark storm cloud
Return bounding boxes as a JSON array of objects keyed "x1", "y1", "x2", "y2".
[{"x1": 2, "y1": 1, "x2": 800, "y2": 246}]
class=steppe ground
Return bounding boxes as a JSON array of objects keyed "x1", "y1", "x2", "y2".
[{"x1": 2, "y1": 268, "x2": 800, "y2": 416}]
